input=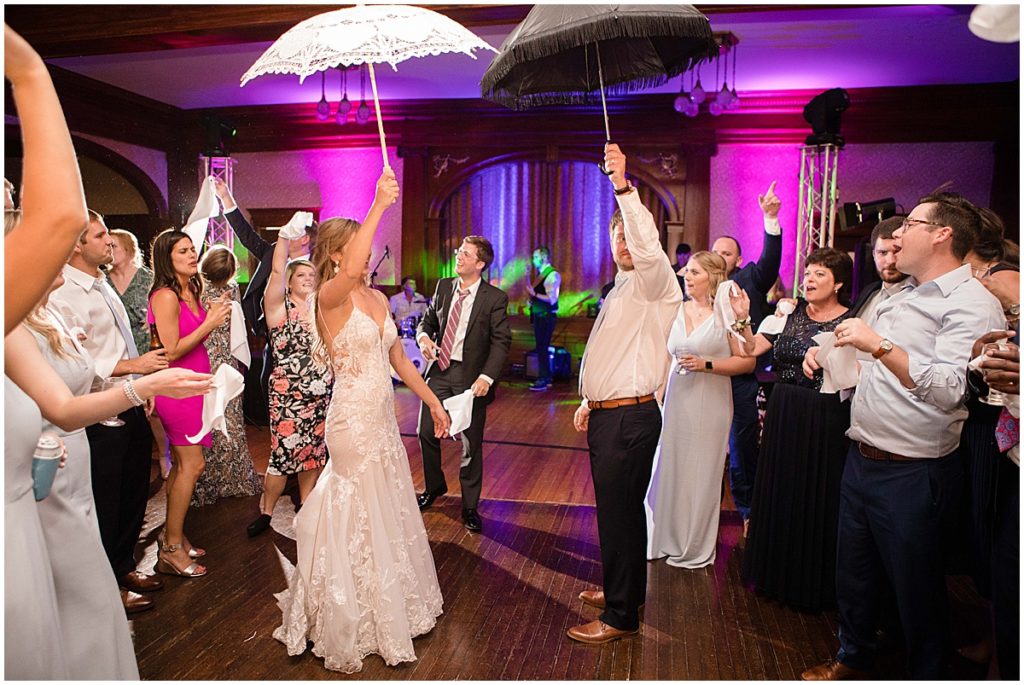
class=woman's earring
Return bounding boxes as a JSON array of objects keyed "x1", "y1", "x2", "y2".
[{"x1": 333, "y1": 261, "x2": 340, "y2": 274}]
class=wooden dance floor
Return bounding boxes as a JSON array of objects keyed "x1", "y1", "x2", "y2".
[{"x1": 133, "y1": 381, "x2": 989, "y2": 680}]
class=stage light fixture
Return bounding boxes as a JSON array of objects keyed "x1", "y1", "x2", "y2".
[
  {"x1": 201, "y1": 114, "x2": 237, "y2": 156},
  {"x1": 803, "y1": 88, "x2": 850, "y2": 147}
]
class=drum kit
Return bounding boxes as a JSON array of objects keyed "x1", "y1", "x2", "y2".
[{"x1": 392, "y1": 314, "x2": 426, "y2": 382}]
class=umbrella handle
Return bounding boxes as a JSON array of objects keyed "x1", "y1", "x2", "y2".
[
  {"x1": 598, "y1": 139, "x2": 613, "y2": 176},
  {"x1": 367, "y1": 62, "x2": 388, "y2": 169}
]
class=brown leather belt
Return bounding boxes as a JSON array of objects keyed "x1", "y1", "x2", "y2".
[
  {"x1": 856, "y1": 441, "x2": 916, "y2": 463},
  {"x1": 588, "y1": 394, "x2": 656, "y2": 411}
]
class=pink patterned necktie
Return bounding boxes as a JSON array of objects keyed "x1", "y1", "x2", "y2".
[
  {"x1": 437, "y1": 288, "x2": 470, "y2": 372},
  {"x1": 995, "y1": 407, "x2": 1019, "y2": 453}
]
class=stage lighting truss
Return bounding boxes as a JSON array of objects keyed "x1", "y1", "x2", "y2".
[
  {"x1": 199, "y1": 155, "x2": 237, "y2": 250},
  {"x1": 794, "y1": 144, "x2": 840, "y2": 295}
]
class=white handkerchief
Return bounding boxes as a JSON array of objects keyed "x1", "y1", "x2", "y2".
[
  {"x1": 274, "y1": 211, "x2": 314, "y2": 240},
  {"x1": 186, "y1": 364, "x2": 244, "y2": 444},
  {"x1": 229, "y1": 301, "x2": 251, "y2": 368},
  {"x1": 757, "y1": 299, "x2": 796, "y2": 335},
  {"x1": 183, "y1": 177, "x2": 220, "y2": 249},
  {"x1": 442, "y1": 389, "x2": 475, "y2": 438},
  {"x1": 713, "y1": 281, "x2": 742, "y2": 340},
  {"x1": 812, "y1": 331, "x2": 860, "y2": 393}
]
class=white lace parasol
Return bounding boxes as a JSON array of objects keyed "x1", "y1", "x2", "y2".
[{"x1": 241, "y1": 5, "x2": 495, "y2": 166}]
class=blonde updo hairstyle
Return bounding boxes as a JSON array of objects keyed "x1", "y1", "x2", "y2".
[
  {"x1": 308, "y1": 216, "x2": 362, "y2": 368},
  {"x1": 687, "y1": 250, "x2": 728, "y2": 300}
]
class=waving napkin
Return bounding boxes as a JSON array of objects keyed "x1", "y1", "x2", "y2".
[
  {"x1": 712, "y1": 281, "x2": 744, "y2": 341},
  {"x1": 757, "y1": 299, "x2": 796, "y2": 335},
  {"x1": 442, "y1": 389, "x2": 475, "y2": 439},
  {"x1": 183, "y1": 176, "x2": 220, "y2": 250},
  {"x1": 229, "y1": 301, "x2": 251, "y2": 368},
  {"x1": 812, "y1": 331, "x2": 861, "y2": 394},
  {"x1": 186, "y1": 364, "x2": 245, "y2": 444},
  {"x1": 274, "y1": 211, "x2": 314, "y2": 240}
]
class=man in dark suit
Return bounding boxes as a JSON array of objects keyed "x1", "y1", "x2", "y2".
[
  {"x1": 711, "y1": 181, "x2": 783, "y2": 535},
  {"x1": 415, "y1": 235, "x2": 511, "y2": 532},
  {"x1": 849, "y1": 216, "x2": 907, "y2": 319},
  {"x1": 212, "y1": 179, "x2": 316, "y2": 422}
]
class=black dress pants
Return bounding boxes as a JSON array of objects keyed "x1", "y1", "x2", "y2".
[
  {"x1": 586, "y1": 401, "x2": 661, "y2": 631},
  {"x1": 418, "y1": 361, "x2": 488, "y2": 509},
  {"x1": 85, "y1": 405, "x2": 154, "y2": 578}
]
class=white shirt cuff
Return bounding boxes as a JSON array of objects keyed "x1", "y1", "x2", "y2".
[
  {"x1": 763, "y1": 215, "x2": 781, "y2": 236},
  {"x1": 478, "y1": 374, "x2": 494, "y2": 386}
]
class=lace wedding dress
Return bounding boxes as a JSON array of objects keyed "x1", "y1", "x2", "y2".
[{"x1": 273, "y1": 307, "x2": 443, "y2": 673}]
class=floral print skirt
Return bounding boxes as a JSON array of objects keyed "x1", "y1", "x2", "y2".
[{"x1": 267, "y1": 366, "x2": 331, "y2": 476}]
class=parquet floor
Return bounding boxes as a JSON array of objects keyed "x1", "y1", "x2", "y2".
[{"x1": 133, "y1": 380, "x2": 990, "y2": 680}]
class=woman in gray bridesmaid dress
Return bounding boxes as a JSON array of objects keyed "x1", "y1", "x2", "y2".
[{"x1": 26, "y1": 305, "x2": 139, "y2": 679}]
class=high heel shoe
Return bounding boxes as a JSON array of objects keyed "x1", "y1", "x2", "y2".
[{"x1": 155, "y1": 542, "x2": 207, "y2": 578}]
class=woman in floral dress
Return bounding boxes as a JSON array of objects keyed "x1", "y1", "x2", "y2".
[
  {"x1": 193, "y1": 246, "x2": 262, "y2": 507},
  {"x1": 246, "y1": 231, "x2": 331, "y2": 537}
]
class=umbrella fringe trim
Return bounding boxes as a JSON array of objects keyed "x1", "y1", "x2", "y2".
[{"x1": 481, "y1": 15, "x2": 714, "y2": 92}]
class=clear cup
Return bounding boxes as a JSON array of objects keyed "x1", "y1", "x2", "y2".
[
  {"x1": 100, "y1": 377, "x2": 126, "y2": 427},
  {"x1": 980, "y1": 341, "x2": 1011, "y2": 406},
  {"x1": 32, "y1": 432, "x2": 64, "y2": 501}
]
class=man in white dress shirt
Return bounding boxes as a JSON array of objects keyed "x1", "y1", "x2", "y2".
[
  {"x1": 49, "y1": 210, "x2": 169, "y2": 612},
  {"x1": 801, "y1": 192, "x2": 1004, "y2": 680},
  {"x1": 389, "y1": 276, "x2": 429, "y2": 328},
  {"x1": 568, "y1": 144, "x2": 682, "y2": 644}
]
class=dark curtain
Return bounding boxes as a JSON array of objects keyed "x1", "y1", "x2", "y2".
[{"x1": 440, "y1": 160, "x2": 668, "y2": 316}]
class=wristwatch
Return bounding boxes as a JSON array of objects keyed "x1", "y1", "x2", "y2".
[
  {"x1": 872, "y1": 338, "x2": 894, "y2": 359},
  {"x1": 613, "y1": 182, "x2": 635, "y2": 196},
  {"x1": 704, "y1": 360, "x2": 714, "y2": 372},
  {"x1": 1006, "y1": 303, "x2": 1020, "y2": 319}
]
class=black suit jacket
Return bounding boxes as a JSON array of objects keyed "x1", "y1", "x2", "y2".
[
  {"x1": 418, "y1": 278, "x2": 511, "y2": 404},
  {"x1": 849, "y1": 278, "x2": 882, "y2": 319},
  {"x1": 730, "y1": 230, "x2": 783, "y2": 329},
  {"x1": 226, "y1": 208, "x2": 276, "y2": 337}
]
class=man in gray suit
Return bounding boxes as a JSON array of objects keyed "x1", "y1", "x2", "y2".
[{"x1": 415, "y1": 235, "x2": 511, "y2": 532}]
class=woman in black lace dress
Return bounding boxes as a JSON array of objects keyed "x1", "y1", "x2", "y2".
[{"x1": 734, "y1": 248, "x2": 854, "y2": 611}]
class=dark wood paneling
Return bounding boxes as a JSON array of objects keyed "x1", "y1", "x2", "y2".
[{"x1": 6, "y1": 5, "x2": 872, "y2": 58}]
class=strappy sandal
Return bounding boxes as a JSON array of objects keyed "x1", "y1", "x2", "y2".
[
  {"x1": 158, "y1": 532, "x2": 206, "y2": 559},
  {"x1": 155, "y1": 542, "x2": 207, "y2": 578}
]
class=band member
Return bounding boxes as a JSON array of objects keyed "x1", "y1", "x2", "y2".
[{"x1": 525, "y1": 247, "x2": 561, "y2": 391}]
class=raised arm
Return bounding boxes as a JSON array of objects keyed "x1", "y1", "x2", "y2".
[
  {"x1": 262, "y1": 235, "x2": 291, "y2": 329},
  {"x1": 604, "y1": 144, "x2": 680, "y2": 304},
  {"x1": 214, "y1": 178, "x2": 273, "y2": 261},
  {"x1": 748, "y1": 181, "x2": 784, "y2": 294},
  {"x1": 4, "y1": 26, "x2": 88, "y2": 334},
  {"x1": 318, "y1": 168, "x2": 399, "y2": 310},
  {"x1": 151, "y1": 288, "x2": 229, "y2": 362},
  {"x1": 5, "y1": 325, "x2": 211, "y2": 432}
]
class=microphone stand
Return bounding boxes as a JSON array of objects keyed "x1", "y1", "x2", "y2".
[{"x1": 370, "y1": 248, "x2": 389, "y2": 282}]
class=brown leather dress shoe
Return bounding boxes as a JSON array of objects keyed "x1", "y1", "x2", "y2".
[
  {"x1": 121, "y1": 589, "x2": 154, "y2": 615},
  {"x1": 801, "y1": 660, "x2": 871, "y2": 680},
  {"x1": 579, "y1": 589, "x2": 605, "y2": 609},
  {"x1": 121, "y1": 570, "x2": 164, "y2": 592},
  {"x1": 566, "y1": 619, "x2": 639, "y2": 645}
]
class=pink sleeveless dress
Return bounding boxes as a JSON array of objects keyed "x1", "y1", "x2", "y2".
[{"x1": 147, "y1": 289, "x2": 212, "y2": 447}]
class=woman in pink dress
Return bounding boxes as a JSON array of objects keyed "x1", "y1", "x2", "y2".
[{"x1": 148, "y1": 229, "x2": 230, "y2": 577}]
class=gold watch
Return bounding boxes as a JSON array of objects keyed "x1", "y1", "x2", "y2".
[{"x1": 872, "y1": 338, "x2": 894, "y2": 359}]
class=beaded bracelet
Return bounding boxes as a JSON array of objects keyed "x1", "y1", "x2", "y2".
[{"x1": 122, "y1": 378, "x2": 145, "y2": 407}]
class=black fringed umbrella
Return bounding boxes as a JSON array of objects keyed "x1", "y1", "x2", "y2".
[{"x1": 481, "y1": 5, "x2": 716, "y2": 169}]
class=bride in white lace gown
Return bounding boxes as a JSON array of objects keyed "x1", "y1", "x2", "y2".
[{"x1": 274, "y1": 169, "x2": 451, "y2": 673}]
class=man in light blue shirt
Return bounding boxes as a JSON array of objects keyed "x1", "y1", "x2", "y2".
[{"x1": 801, "y1": 192, "x2": 1004, "y2": 680}]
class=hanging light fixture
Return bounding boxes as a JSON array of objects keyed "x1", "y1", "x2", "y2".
[
  {"x1": 674, "y1": 32, "x2": 739, "y2": 118},
  {"x1": 708, "y1": 51, "x2": 724, "y2": 116},
  {"x1": 355, "y1": 65, "x2": 371, "y2": 125},
  {"x1": 727, "y1": 43, "x2": 740, "y2": 110},
  {"x1": 336, "y1": 67, "x2": 351, "y2": 125},
  {"x1": 316, "y1": 71, "x2": 330, "y2": 121}
]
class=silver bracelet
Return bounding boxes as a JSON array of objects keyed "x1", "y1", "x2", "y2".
[{"x1": 122, "y1": 378, "x2": 145, "y2": 407}]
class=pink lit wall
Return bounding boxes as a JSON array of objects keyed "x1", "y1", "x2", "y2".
[
  {"x1": 709, "y1": 141, "x2": 995, "y2": 292},
  {"x1": 230, "y1": 147, "x2": 404, "y2": 285}
]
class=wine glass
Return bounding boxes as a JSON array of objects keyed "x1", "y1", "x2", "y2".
[
  {"x1": 100, "y1": 377, "x2": 126, "y2": 427},
  {"x1": 979, "y1": 341, "x2": 1010, "y2": 407}
]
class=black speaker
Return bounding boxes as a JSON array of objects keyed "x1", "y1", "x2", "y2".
[{"x1": 525, "y1": 346, "x2": 572, "y2": 380}]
